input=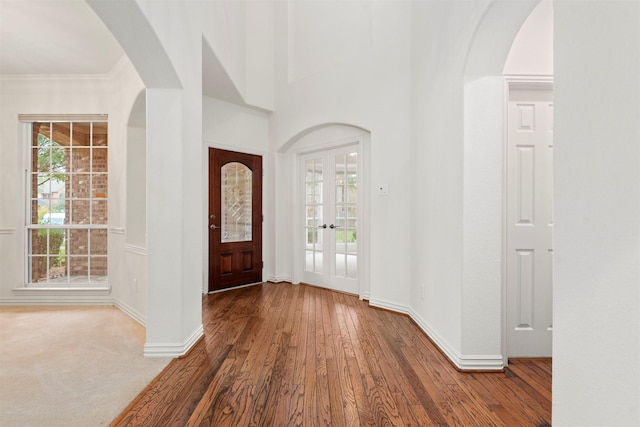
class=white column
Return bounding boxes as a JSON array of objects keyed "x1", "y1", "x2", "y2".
[
  {"x1": 554, "y1": 1, "x2": 640, "y2": 424},
  {"x1": 461, "y1": 76, "x2": 504, "y2": 368},
  {"x1": 144, "y1": 88, "x2": 184, "y2": 352}
]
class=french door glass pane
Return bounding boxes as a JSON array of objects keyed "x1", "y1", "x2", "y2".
[
  {"x1": 221, "y1": 162, "x2": 252, "y2": 243},
  {"x1": 315, "y1": 251, "x2": 324, "y2": 272},
  {"x1": 334, "y1": 151, "x2": 357, "y2": 279},
  {"x1": 336, "y1": 253, "x2": 346, "y2": 277},
  {"x1": 304, "y1": 158, "x2": 324, "y2": 273},
  {"x1": 305, "y1": 250, "x2": 314, "y2": 271},
  {"x1": 306, "y1": 183, "x2": 314, "y2": 203},
  {"x1": 347, "y1": 255, "x2": 357, "y2": 278}
]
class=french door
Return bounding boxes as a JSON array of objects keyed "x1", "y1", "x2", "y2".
[{"x1": 301, "y1": 145, "x2": 359, "y2": 294}]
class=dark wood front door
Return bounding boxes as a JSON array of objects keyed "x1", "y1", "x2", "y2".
[{"x1": 208, "y1": 148, "x2": 262, "y2": 292}]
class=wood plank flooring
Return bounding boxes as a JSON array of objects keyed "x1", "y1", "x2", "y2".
[{"x1": 111, "y1": 282, "x2": 551, "y2": 426}]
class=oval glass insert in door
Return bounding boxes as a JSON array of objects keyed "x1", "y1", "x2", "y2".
[{"x1": 221, "y1": 162, "x2": 252, "y2": 243}]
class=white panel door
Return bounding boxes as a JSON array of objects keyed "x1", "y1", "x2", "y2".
[
  {"x1": 301, "y1": 145, "x2": 359, "y2": 294},
  {"x1": 507, "y1": 86, "x2": 553, "y2": 357}
]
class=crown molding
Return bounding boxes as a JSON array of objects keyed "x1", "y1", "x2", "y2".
[{"x1": 0, "y1": 54, "x2": 130, "y2": 82}]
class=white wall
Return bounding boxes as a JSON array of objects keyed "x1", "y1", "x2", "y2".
[
  {"x1": 87, "y1": 0, "x2": 277, "y2": 357},
  {"x1": 126, "y1": 124, "x2": 146, "y2": 248},
  {"x1": 411, "y1": 0, "x2": 551, "y2": 369},
  {"x1": 201, "y1": 0, "x2": 274, "y2": 110},
  {"x1": 120, "y1": 90, "x2": 147, "y2": 324},
  {"x1": 112, "y1": 63, "x2": 148, "y2": 324},
  {"x1": 272, "y1": 0, "x2": 413, "y2": 310},
  {"x1": 410, "y1": 0, "x2": 494, "y2": 367},
  {"x1": 461, "y1": 75, "x2": 504, "y2": 360},
  {"x1": 503, "y1": 0, "x2": 553, "y2": 76},
  {"x1": 124, "y1": 2, "x2": 203, "y2": 355},
  {"x1": 554, "y1": 0, "x2": 640, "y2": 425},
  {"x1": 202, "y1": 95, "x2": 272, "y2": 287},
  {"x1": 203, "y1": 96, "x2": 270, "y2": 154}
]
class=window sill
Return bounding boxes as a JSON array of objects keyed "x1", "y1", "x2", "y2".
[{"x1": 12, "y1": 286, "x2": 111, "y2": 296}]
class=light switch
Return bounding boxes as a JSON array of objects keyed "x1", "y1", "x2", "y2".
[{"x1": 377, "y1": 184, "x2": 389, "y2": 196}]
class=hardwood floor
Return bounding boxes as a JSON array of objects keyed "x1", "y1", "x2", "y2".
[{"x1": 111, "y1": 282, "x2": 551, "y2": 426}]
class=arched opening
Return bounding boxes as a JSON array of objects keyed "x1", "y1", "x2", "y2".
[
  {"x1": 277, "y1": 124, "x2": 371, "y2": 299},
  {"x1": 503, "y1": 1, "x2": 553, "y2": 359},
  {"x1": 85, "y1": 0, "x2": 181, "y2": 90},
  {"x1": 88, "y1": 0, "x2": 204, "y2": 358},
  {"x1": 462, "y1": 0, "x2": 552, "y2": 366}
]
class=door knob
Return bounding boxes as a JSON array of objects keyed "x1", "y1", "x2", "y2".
[
  {"x1": 318, "y1": 224, "x2": 327, "y2": 229},
  {"x1": 210, "y1": 224, "x2": 220, "y2": 230},
  {"x1": 329, "y1": 224, "x2": 340, "y2": 229}
]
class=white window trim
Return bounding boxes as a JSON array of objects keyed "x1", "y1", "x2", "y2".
[{"x1": 16, "y1": 116, "x2": 111, "y2": 292}]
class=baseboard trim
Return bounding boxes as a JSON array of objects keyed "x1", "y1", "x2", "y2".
[
  {"x1": 114, "y1": 299, "x2": 146, "y2": 326},
  {"x1": 268, "y1": 275, "x2": 292, "y2": 283},
  {"x1": 369, "y1": 298, "x2": 410, "y2": 315},
  {"x1": 408, "y1": 308, "x2": 504, "y2": 371},
  {"x1": 143, "y1": 324, "x2": 204, "y2": 358},
  {"x1": 207, "y1": 282, "x2": 262, "y2": 294},
  {"x1": 368, "y1": 298, "x2": 504, "y2": 371}
]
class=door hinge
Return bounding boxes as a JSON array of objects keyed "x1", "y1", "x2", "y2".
[{"x1": 262, "y1": 261, "x2": 264, "y2": 268}]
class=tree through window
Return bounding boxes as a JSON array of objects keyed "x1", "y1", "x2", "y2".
[{"x1": 27, "y1": 120, "x2": 108, "y2": 286}]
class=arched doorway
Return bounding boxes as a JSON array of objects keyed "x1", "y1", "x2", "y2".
[
  {"x1": 462, "y1": 0, "x2": 553, "y2": 363},
  {"x1": 88, "y1": 0, "x2": 205, "y2": 357},
  {"x1": 280, "y1": 124, "x2": 371, "y2": 299}
]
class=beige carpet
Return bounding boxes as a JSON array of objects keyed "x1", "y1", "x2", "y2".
[{"x1": 0, "y1": 306, "x2": 171, "y2": 427}]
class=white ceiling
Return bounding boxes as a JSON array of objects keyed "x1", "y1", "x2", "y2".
[{"x1": 0, "y1": 0, "x2": 125, "y2": 75}]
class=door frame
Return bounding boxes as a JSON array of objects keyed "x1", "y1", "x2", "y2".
[
  {"x1": 292, "y1": 134, "x2": 371, "y2": 299},
  {"x1": 502, "y1": 75, "x2": 554, "y2": 362},
  {"x1": 203, "y1": 143, "x2": 267, "y2": 294}
]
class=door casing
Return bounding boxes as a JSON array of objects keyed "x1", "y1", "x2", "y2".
[
  {"x1": 299, "y1": 145, "x2": 359, "y2": 294},
  {"x1": 292, "y1": 134, "x2": 370, "y2": 299},
  {"x1": 207, "y1": 147, "x2": 263, "y2": 292},
  {"x1": 502, "y1": 76, "x2": 554, "y2": 361}
]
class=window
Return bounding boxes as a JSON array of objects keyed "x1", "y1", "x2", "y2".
[{"x1": 24, "y1": 118, "x2": 108, "y2": 286}]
